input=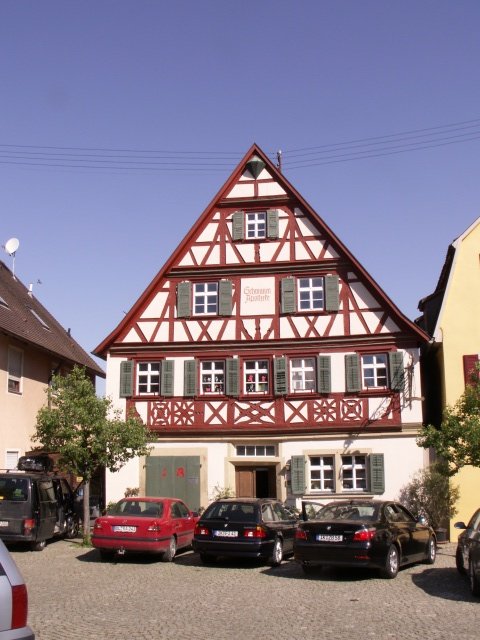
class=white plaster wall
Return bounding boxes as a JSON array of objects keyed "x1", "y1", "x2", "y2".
[{"x1": 105, "y1": 456, "x2": 140, "y2": 504}]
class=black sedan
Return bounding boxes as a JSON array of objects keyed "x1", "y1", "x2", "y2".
[
  {"x1": 455, "y1": 507, "x2": 480, "y2": 596},
  {"x1": 294, "y1": 499, "x2": 436, "y2": 578},
  {"x1": 193, "y1": 498, "x2": 297, "y2": 566}
]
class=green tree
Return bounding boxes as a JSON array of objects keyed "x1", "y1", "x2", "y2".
[
  {"x1": 417, "y1": 364, "x2": 480, "y2": 476},
  {"x1": 34, "y1": 365, "x2": 151, "y2": 542}
]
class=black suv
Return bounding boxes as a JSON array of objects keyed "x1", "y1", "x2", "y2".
[{"x1": 0, "y1": 456, "x2": 78, "y2": 551}]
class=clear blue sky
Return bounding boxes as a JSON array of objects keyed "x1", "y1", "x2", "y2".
[{"x1": 2, "y1": 1, "x2": 479, "y2": 391}]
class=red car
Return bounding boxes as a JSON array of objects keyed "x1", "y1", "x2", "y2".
[{"x1": 92, "y1": 497, "x2": 199, "y2": 561}]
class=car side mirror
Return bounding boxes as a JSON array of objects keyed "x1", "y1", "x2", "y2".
[
  {"x1": 454, "y1": 521, "x2": 467, "y2": 530},
  {"x1": 416, "y1": 515, "x2": 427, "y2": 525}
]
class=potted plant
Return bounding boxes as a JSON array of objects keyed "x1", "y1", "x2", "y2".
[{"x1": 398, "y1": 462, "x2": 459, "y2": 542}]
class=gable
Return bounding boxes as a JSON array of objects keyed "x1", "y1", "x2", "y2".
[{"x1": 95, "y1": 143, "x2": 427, "y2": 356}]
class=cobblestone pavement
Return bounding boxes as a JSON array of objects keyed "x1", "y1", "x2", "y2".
[{"x1": 9, "y1": 540, "x2": 478, "y2": 640}]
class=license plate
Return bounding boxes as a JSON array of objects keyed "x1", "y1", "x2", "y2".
[
  {"x1": 213, "y1": 530, "x2": 238, "y2": 538},
  {"x1": 0, "y1": 521, "x2": 8, "y2": 527},
  {"x1": 316, "y1": 534, "x2": 343, "y2": 542},
  {"x1": 113, "y1": 526, "x2": 136, "y2": 533}
]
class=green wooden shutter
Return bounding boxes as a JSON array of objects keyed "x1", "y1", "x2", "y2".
[
  {"x1": 183, "y1": 360, "x2": 197, "y2": 397},
  {"x1": 317, "y1": 355, "x2": 331, "y2": 393},
  {"x1": 161, "y1": 360, "x2": 175, "y2": 397},
  {"x1": 345, "y1": 354, "x2": 361, "y2": 392},
  {"x1": 119, "y1": 361, "x2": 134, "y2": 398},
  {"x1": 226, "y1": 358, "x2": 239, "y2": 396},
  {"x1": 232, "y1": 211, "x2": 244, "y2": 241},
  {"x1": 218, "y1": 280, "x2": 233, "y2": 316},
  {"x1": 325, "y1": 275, "x2": 340, "y2": 311},
  {"x1": 389, "y1": 352, "x2": 404, "y2": 392},
  {"x1": 370, "y1": 454, "x2": 385, "y2": 494},
  {"x1": 274, "y1": 357, "x2": 287, "y2": 395},
  {"x1": 177, "y1": 281, "x2": 192, "y2": 318},
  {"x1": 281, "y1": 277, "x2": 296, "y2": 314},
  {"x1": 291, "y1": 455, "x2": 306, "y2": 495},
  {"x1": 267, "y1": 209, "x2": 279, "y2": 239}
]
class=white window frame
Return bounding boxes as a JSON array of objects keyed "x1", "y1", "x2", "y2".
[
  {"x1": 361, "y1": 354, "x2": 388, "y2": 389},
  {"x1": 7, "y1": 346, "x2": 23, "y2": 394},
  {"x1": 236, "y1": 445, "x2": 276, "y2": 456},
  {"x1": 136, "y1": 362, "x2": 161, "y2": 395},
  {"x1": 290, "y1": 357, "x2": 316, "y2": 392},
  {"x1": 341, "y1": 454, "x2": 367, "y2": 491},
  {"x1": 309, "y1": 455, "x2": 335, "y2": 492},
  {"x1": 298, "y1": 277, "x2": 324, "y2": 311},
  {"x1": 244, "y1": 360, "x2": 269, "y2": 394},
  {"x1": 246, "y1": 212, "x2": 266, "y2": 239},
  {"x1": 200, "y1": 361, "x2": 225, "y2": 394},
  {"x1": 194, "y1": 282, "x2": 218, "y2": 315}
]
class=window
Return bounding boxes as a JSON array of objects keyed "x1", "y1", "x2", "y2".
[
  {"x1": 137, "y1": 362, "x2": 161, "y2": 395},
  {"x1": 7, "y1": 347, "x2": 23, "y2": 394},
  {"x1": 297, "y1": 453, "x2": 384, "y2": 496},
  {"x1": 281, "y1": 275, "x2": 339, "y2": 314},
  {"x1": 246, "y1": 212, "x2": 266, "y2": 239},
  {"x1": 309, "y1": 456, "x2": 335, "y2": 492},
  {"x1": 362, "y1": 354, "x2": 388, "y2": 388},
  {"x1": 5, "y1": 450, "x2": 19, "y2": 470},
  {"x1": 298, "y1": 277, "x2": 324, "y2": 311},
  {"x1": 345, "y1": 353, "x2": 404, "y2": 393},
  {"x1": 194, "y1": 282, "x2": 218, "y2": 315},
  {"x1": 341, "y1": 455, "x2": 367, "y2": 491},
  {"x1": 236, "y1": 445, "x2": 276, "y2": 456},
  {"x1": 290, "y1": 357, "x2": 316, "y2": 392},
  {"x1": 201, "y1": 361, "x2": 225, "y2": 394},
  {"x1": 244, "y1": 360, "x2": 269, "y2": 393}
]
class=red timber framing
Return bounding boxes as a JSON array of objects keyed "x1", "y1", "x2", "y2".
[{"x1": 95, "y1": 143, "x2": 428, "y2": 440}]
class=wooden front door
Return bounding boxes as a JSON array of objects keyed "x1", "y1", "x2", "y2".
[{"x1": 235, "y1": 466, "x2": 276, "y2": 499}]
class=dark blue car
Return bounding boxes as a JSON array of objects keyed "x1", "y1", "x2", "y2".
[{"x1": 455, "y1": 508, "x2": 480, "y2": 596}]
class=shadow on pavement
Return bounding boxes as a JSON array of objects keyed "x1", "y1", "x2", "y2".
[{"x1": 411, "y1": 567, "x2": 477, "y2": 602}]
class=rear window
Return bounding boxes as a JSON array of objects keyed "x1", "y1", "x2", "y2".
[
  {"x1": 0, "y1": 477, "x2": 29, "y2": 502},
  {"x1": 203, "y1": 502, "x2": 258, "y2": 521},
  {"x1": 310, "y1": 503, "x2": 378, "y2": 521},
  {"x1": 110, "y1": 500, "x2": 164, "y2": 517}
]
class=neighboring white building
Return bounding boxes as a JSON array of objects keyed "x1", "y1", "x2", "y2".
[{"x1": 94, "y1": 144, "x2": 429, "y2": 511}]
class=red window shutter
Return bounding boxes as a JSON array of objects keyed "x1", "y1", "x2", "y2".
[{"x1": 463, "y1": 354, "x2": 479, "y2": 386}]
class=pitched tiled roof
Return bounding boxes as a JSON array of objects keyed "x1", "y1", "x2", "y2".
[{"x1": 0, "y1": 261, "x2": 104, "y2": 378}]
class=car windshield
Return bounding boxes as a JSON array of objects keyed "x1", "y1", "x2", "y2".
[
  {"x1": 109, "y1": 500, "x2": 164, "y2": 517},
  {"x1": 0, "y1": 477, "x2": 28, "y2": 501},
  {"x1": 311, "y1": 503, "x2": 378, "y2": 521},
  {"x1": 203, "y1": 502, "x2": 258, "y2": 521}
]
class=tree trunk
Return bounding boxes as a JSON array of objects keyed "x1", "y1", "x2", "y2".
[{"x1": 83, "y1": 479, "x2": 91, "y2": 544}]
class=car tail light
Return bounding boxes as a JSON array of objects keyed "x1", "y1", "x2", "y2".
[
  {"x1": 11, "y1": 584, "x2": 28, "y2": 629},
  {"x1": 353, "y1": 527, "x2": 376, "y2": 542},
  {"x1": 22, "y1": 518, "x2": 35, "y2": 535},
  {"x1": 295, "y1": 529, "x2": 308, "y2": 541},
  {"x1": 93, "y1": 520, "x2": 103, "y2": 530},
  {"x1": 194, "y1": 524, "x2": 209, "y2": 536},
  {"x1": 243, "y1": 526, "x2": 267, "y2": 539}
]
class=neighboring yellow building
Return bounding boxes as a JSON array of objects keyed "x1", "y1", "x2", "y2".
[{"x1": 417, "y1": 216, "x2": 480, "y2": 541}]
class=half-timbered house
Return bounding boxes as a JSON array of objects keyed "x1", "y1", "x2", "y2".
[{"x1": 94, "y1": 144, "x2": 429, "y2": 511}]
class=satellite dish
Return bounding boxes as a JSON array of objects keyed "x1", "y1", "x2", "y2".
[{"x1": 5, "y1": 238, "x2": 19, "y2": 256}]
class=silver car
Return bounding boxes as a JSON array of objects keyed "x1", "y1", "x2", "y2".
[{"x1": 0, "y1": 539, "x2": 35, "y2": 639}]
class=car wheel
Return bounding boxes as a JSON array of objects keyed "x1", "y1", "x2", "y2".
[
  {"x1": 456, "y1": 548, "x2": 466, "y2": 574},
  {"x1": 381, "y1": 545, "x2": 399, "y2": 579},
  {"x1": 469, "y1": 560, "x2": 480, "y2": 597},
  {"x1": 424, "y1": 536, "x2": 436, "y2": 565},
  {"x1": 65, "y1": 516, "x2": 79, "y2": 539},
  {"x1": 162, "y1": 536, "x2": 177, "y2": 562},
  {"x1": 270, "y1": 538, "x2": 283, "y2": 566},
  {"x1": 200, "y1": 553, "x2": 216, "y2": 564},
  {"x1": 99, "y1": 550, "x2": 115, "y2": 562},
  {"x1": 31, "y1": 539, "x2": 46, "y2": 552}
]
